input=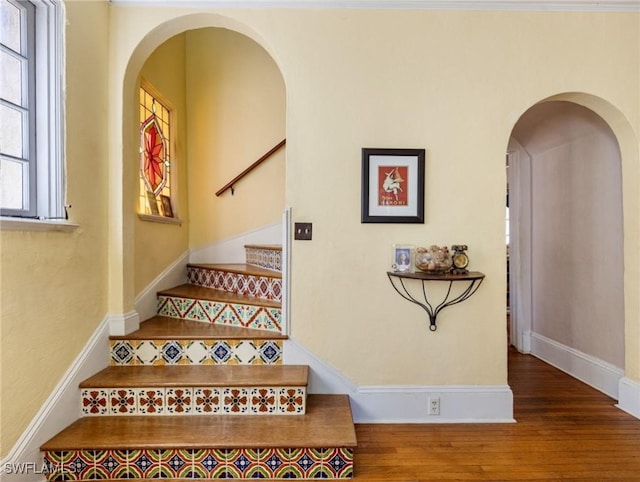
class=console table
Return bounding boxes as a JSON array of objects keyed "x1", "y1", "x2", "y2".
[{"x1": 387, "y1": 271, "x2": 485, "y2": 331}]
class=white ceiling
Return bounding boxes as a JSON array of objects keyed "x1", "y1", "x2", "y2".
[{"x1": 108, "y1": 0, "x2": 640, "y2": 12}]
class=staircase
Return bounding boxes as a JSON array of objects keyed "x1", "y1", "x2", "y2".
[{"x1": 40, "y1": 245, "x2": 356, "y2": 480}]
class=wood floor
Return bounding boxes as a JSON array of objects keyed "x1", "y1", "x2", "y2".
[{"x1": 353, "y1": 348, "x2": 640, "y2": 481}]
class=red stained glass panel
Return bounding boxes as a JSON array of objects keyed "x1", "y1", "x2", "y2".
[
  {"x1": 139, "y1": 83, "x2": 172, "y2": 216},
  {"x1": 142, "y1": 118, "x2": 165, "y2": 194}
]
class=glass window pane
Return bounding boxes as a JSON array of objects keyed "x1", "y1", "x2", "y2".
[
  {"x1": 0, "y1": 1, "x2": 22, "y2": 54},
  {"x1": 0, "y1": 157, "x2": 25, "y2": 209},
  {"x1": 0, "y1": 50, "x2": 24, "y2": 105},
  {"x1": 0, "y1": 103, "x2": 24, "y2": 157}
]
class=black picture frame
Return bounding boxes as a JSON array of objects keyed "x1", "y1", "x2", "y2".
[{"x1": 361, "y1": 148, "x2": 425, "y2": 223}]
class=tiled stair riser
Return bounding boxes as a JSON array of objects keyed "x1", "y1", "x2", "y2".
[
  {"x1": 109, "y1": 339, "x2": 283, "y2": 366},
  {"x1": 157, "y1": 295, "x2": 282, "y2": 333},
  {"x1": 187, "y1": 267, "x2": 282, "y2": 302},
  {"x1": 43, "y1": 447, "x2": 353, "y2": 480},
  {"x1": 81, "y1": 387, "x2": 306, "y2": 416},
  {"x1": 245, "y1": 247, "x2": 282, "y2": 272}
]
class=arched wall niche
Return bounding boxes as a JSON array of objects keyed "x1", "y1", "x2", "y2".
[
  {"x1": 109, "y1": 13, "x2": 286, "y2": 319},
  {"x1": 507, "y1": 91, "x2": 640, "y2": 388}
]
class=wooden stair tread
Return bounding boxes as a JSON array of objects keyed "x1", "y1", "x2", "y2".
[
  {"x1": 188, "y1": 263, "x2": 282, "y2": 279},
  {"x1": 41, "y1": 395, "x2": 356, "y2": 450},
  {"x1": 81, "y1": 365, "x2": 308, "y2": 388},
  {"x1": 158, "y1": 284, "x2": 281, "y2": 309},
  {"x1": 110, "y1": 317, "x2": 287, "y2": 341},
  {"x1": 245, "y1": 244, "x2": 282, "y2": 251}
]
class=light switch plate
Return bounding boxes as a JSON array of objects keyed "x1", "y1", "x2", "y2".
[{"x1": 294, "y1": 222, "x2": 312, "y2": 240}]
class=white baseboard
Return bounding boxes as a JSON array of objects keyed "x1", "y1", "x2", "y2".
[
  {"x1": 107, "y1": 310, "x2": 140, "y2": 336},
  {"x1": 284, "y1": 338, "x2": 514, "y2": 423},
  {"x1": 283, "y1": 338, "x2": 358, "y2": 394},
  {"x1": 520, "y1": 330, "x2": 532, "y2": 353},
  {"x1": 0, "y1": 317, "x2": 111, "y2": 482},
  {"x1": 134, "y1": 250, "x2": 190, "y2": 322},
  {"x1": 354, "y1": 385, "x2": 514, "y2": 423},
  {"x1": 189, "y1": 222, "x2": 282, "y2": 264},
  {"x1": 617, "y1": 377, "x2": 640, "y2": 419},
  {"x1": 530, "y1": 332, "x2": 623, "y2": 399}
]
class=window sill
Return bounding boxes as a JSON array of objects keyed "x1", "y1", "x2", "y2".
[
  {"x1": 0, "y1": 217, "x2": 79, "y2": 232},
  {"x1": 138, "y1": 214, "x2": 183, "y2": 226}
]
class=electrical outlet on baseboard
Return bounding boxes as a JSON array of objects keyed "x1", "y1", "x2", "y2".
[{"x1": 429, "y1": 396, "x2": 440, "y2": 416}]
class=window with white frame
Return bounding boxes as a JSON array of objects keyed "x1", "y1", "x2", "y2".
[{"x1": 0, "y1": 0, "x2": 64, "y2": 219}]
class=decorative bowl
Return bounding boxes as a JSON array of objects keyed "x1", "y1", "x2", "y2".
[{"x1": 415, "y1": 245, "x2": 452, "y2": 273}]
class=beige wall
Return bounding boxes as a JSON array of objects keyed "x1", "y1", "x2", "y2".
[
  {"x1": 5, "y1": 6, "x2": 638, "y2": 457},
  {"x1": 0, "y1": 0, "x2": 110, "y2": 458},
  {"x1": 185, "y1": 28, "x2": 286, "y2": 248},
  {"x1": 134, "y1": 34, "x2": 190, "y2": 295},
  {"x1": 108, "y1": 8, "x2": 639, "y2": 389}
]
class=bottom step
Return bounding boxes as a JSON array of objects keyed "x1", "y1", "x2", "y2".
[{"x1": 41, "y1": 395, "x2": 355, "y2": 480}]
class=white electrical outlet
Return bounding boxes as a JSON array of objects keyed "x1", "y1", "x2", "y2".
[{"x1": 429, "y1": 396, "x2": 440, "y2": 415}]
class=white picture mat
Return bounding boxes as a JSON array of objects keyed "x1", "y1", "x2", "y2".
[{"x1": 368, "y1": 155, "x2": 419, "y2": 217}]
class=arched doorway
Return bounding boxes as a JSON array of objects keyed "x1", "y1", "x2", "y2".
[
  {"x1": 507, "y1": 99, "x2": 624, "y2": 399},
  {"x1": 112, "y1": 15, "x2": 287, "y2": 332}
]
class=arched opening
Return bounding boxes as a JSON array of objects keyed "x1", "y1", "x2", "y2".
[
  {"x1": 507, "y1": 99, "x2": 625, "y2": 399},
  {"x1": 115, "y1": 15, "x2": 287, "y2": 325}
]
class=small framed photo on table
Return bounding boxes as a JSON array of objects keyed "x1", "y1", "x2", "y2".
[{"x1": 392, "y1": 244, "x2": 414, "y2": 272}]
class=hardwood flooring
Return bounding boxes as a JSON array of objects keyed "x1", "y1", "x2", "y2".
[{"x1": 353, "y1": 348, "x2": 640, "y2": 481}]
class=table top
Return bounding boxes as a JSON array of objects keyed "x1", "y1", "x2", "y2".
[{"x1": 387, "y1": 270, "x2": 485, "y2": 281}]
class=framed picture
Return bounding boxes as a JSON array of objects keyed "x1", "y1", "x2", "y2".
[
  {"x1": 160, "y1": 194, "x2": 173, "y2": 217},
  {"x1": 392, "y1": 244, "x2": 414, "y2": 272},
  {"x1": 146, "y1": 191, "x2": 160, "y2": 216},
  {"x1": 361, "y1": 148, "x2": 425, "y2": 223}
]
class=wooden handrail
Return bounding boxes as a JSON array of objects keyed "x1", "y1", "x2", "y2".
[{"x1": 215, "y1": 139, "x2": 286, "y2": 196}]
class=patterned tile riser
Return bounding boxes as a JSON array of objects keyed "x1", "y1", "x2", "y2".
[
  {"x1": 43, "y1": 447, "x2": 353, "y2": 480},
  {"x1": 245, "y1": 247, "x2": 282, "y2": 272},
  {"x1": 109, "y1": 339, "x2": 283, "y2": 366},
  {"x1": 81, "y1": 387, "x2": 306, "y2": 416},
  {"x1": 157, "y1": 295, "x2": 282, "y2": 333},
  {"x1": 187, "y1": 267, "x2": 283, "y2": 302}
]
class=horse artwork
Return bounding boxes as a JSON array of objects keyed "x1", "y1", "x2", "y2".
[
  {"x1": 379, "y1": 166, "x2": 408, "y2": 206},
  {"x1": 361, "y1": 147, "x2": 425, "y2": 224}
]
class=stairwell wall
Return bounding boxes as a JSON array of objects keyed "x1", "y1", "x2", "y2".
[
  {"x1": 0, "y1": 0, "x2": 111, "y2": 459},
  {"x1": 185, "y1": 27, "x2": 286, "y2": 249},
  {"x1": 134, "y1": 33, "x2": 190, "y2": 295}
]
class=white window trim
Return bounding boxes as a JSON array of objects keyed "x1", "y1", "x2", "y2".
[
  {"x1": 0, "y1": 216, "x2": 77, "y2": 232},
  {"x1": 138, "y1": 213, "x2": 183, "y2": 225},
  {"x1": 35, "y1": 0, "x2": 65, "y2": 220},
  {"x1": 1, "y1": 0, "x2": 66, "y2": 224}
]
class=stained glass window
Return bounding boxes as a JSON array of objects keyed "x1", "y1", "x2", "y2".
[{"x1": 139, "y1": 81, "x2": 173, "y2": 217}]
